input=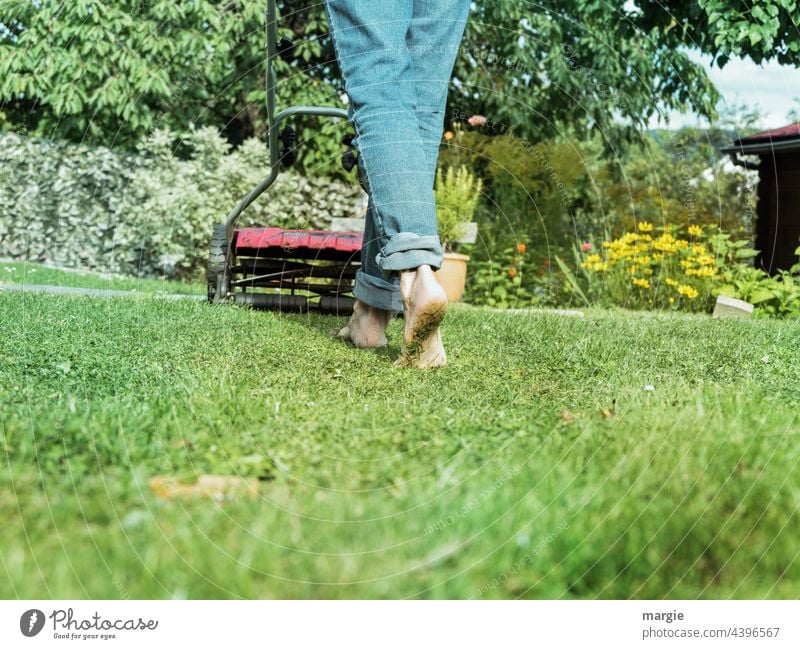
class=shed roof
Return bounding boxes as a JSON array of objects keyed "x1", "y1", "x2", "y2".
[{"x1": 721, "y1": 122, "x2": 800, "y2": 155}]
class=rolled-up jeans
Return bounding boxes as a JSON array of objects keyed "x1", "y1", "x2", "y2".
[{"x1": 324, "y1": 0, "x2": 470, "y2": 312}]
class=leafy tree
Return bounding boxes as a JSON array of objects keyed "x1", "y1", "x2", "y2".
[
  {"x1": 1, "y1": 0, "x2": 797, "y2": 164},
  {"x1": 453, "y1": 0, "x2": 800, "y2": 146},
  {"x1": 0, "y1": 1, "x2": 345, "y2": 172},
  {"x1": 638, "y1": 0, "x2": 800, "y2": 67}
]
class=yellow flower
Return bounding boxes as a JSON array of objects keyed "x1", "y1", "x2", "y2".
[
  {"x1": 669, "y1": 297, "x2": 675, "y2": 304},
  {"x1": 691, "y1": 244, "x2": 706, "y2": 255},
  {"x1": 581, "y1": 252, "x2": 610, "y2": 272},
  {"x1": 637, "y1": 221, "x2": 654, "y2": 232},
  {"x1": 653, "y1": 234, "x2": 678, "y2": 253},
  {"x1": 687, "y1": 225, "x2": 703, "y2": 237},
  {"x1": 694, "y1": 266, "x2": 718, "y2": 278},
  {"x1": 696, "y1": 254, "x2": 715, "y2": 266},
  {"x1": 632, "y1": 277, "x2": 651, "y2": 289},
  {"x1": 665, "y1": 278, "x2": 678, "y2": 287},
  {"x1": 677, "y1": 284, "x2": 699, "y2": 299}
]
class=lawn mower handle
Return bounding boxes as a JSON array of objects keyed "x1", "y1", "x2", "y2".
[{"x1": 224, "y1": 0, "x2": 349, "y2": 235}]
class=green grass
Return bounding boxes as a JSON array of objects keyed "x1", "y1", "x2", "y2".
[
  {"x1": 1, "y1": 286, "x2": 799, "y2": 599},
  {"x1": 0, "y1": 260, "x2": 203, "y2": 295}
]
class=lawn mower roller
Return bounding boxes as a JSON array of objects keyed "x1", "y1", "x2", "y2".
[{"x1": 207, "y1": 0, "x2": 362, "y2": 315}]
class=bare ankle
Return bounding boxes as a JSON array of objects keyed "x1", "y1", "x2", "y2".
[{"x1": 399, "y1": 268, "x2": 417, "y2": 299}]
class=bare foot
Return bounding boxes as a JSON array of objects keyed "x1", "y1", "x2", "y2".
[
  {"x1": 338, "y1": 300, "x2": 393, "y2": 348},
  {"x1": 395, "y1": 265, "x2": 448, "y2": 368}
]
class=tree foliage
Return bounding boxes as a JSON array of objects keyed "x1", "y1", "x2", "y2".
[
  {"x1": 0, "y1": 1, "x2": 342, "y2": 170},
  {"x1": 0, "y1": 0, "x2": 797, "y2": 164},
  {"x1": 639, "y1": 0, "x2": 800, "y2": 66},
  {"x1": 454, "y1": 0, "x2": 799, "y2": 146}
]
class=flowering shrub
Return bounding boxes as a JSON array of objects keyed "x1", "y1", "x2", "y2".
[
  {"x1": 465, "y1": 242, "x2": 562, "y2": 308},
  {"x1": 572, "y1": 223, "x2": 800, "y2": 317},
  {"x1": 576, "y1": 223, "x2": 723, "y2": 312}
]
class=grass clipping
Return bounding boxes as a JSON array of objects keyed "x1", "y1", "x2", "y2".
[{"x1": 149, "y1": 475, "x2": 260, "y2": 501}]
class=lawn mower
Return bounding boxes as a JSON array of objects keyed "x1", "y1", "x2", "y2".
[{"x1": 207, "y1": 0, "x2": 362, "y2": 314}]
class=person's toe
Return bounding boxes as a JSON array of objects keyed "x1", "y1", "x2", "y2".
[{"x1": 338, "y1": 325, "x2": 351, "y2": 341}]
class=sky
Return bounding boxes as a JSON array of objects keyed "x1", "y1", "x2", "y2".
[
  {"x1": 617, "y1": 0, "x2": 799, "y2": 130},
  {"x1": 652, "y1": 51, "x2": 800, "y2": 130}
]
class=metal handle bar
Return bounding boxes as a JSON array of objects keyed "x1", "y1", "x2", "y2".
[{"x1": 225, "y1": 0, "x2": 349, "y2": 232}]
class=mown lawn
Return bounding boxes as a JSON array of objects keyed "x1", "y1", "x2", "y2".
[
  {"x1": 1, "y1": 282, "x2": 799, "y2": 598},
  {"x1": 0, "y1": 260, "x2": 203, "y2": 295}
]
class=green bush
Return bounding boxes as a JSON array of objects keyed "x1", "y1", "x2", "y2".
[
  {"x1": 714, "y1": 237, "x2": 800, "y2": 319},
  {"x1": 464, "y1": 241, "x2": 567, "y2": 309},
  {"x1": 439, "y1": 122, "x2": 757, "y2": 268},
  {"x1": 0, "y1": 129, "x2": 361, "y2": 279},
  {"x1": 434, "y1": 165, "x2": 482, "y2": 251},
  {"x1": 566, "y1": 224, "x2": 800, "y2": 318}
]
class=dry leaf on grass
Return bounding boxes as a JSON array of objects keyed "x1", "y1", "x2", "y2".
[
  {"x1": 599, "y1": 398, "x2": 617, "y2": 418},
  {"x1": 559, "y1": 409, "x2": 578, "y2": 424},
  {"x1": 149, "y1": 475, "x2": 259, "y2": 501}
]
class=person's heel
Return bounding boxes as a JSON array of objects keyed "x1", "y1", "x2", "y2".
[{"x1": 396, "y1": 265, "x2": 448, "y2": 368}]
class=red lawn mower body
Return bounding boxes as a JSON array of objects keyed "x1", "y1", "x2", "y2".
[{"x1": 206, "y1": 0, "x2": 363, "y2": 315}]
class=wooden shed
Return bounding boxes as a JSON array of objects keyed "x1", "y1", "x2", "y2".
[{"x1": 721, "y1": 123, "x2": 800, "y2": 273}]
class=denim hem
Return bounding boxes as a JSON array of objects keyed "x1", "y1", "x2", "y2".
[
  {"x1": 376, "y1": 232, "x2": 444, "y2": 272},
  {"x1": 353, "y1": 269, "x2": 403, "y2": 313}
]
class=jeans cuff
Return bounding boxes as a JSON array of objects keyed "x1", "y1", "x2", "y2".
[
  {"x1": 353, "y1": 269, "x2": 403, "y2": 313},
  {"x1": 376, "y1": 232, "x2": 444, "y2": 272}
]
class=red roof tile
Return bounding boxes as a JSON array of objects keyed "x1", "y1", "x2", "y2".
[{"x1": 739, "y1": 123, "x2": 800, "y2": 143}]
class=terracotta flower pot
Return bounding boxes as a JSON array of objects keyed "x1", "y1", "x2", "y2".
[{"x1": 435, "y1": 252, "x2": 470, "y2": 302}]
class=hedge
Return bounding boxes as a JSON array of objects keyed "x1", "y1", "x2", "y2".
[{"x1": 0, "y1": 128, "x2": 362, "y2": 279}]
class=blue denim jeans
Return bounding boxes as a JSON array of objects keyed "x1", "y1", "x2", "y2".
[{"x1": 325, "y1": 0, "x2": 470, "y2": 312}]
